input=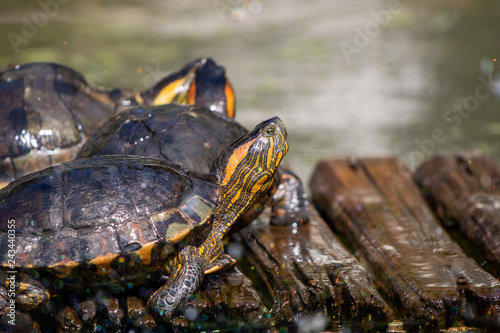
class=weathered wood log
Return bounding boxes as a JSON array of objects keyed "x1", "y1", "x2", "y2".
[
  {"x1": 310, "y1": 156, "x2": 500, "y2": 329},
  {"x1": 415, "y1": 151, "x2": 500, "y2": 275},
  {"x1": 236, "y1": 207, "x2": 393, "y2": 331}
]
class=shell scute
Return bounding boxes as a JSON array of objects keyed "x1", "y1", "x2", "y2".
[
  {"x1": 179, "y1": 196, "x2": 215, "y2": 226},
  {"x1": 152, "y1": 209, "x2": 193, "y2": 243},
  {"x1": 62, "y1": 166, "x2": 133, "y2": 230},
  {"x1": 116, "y1": 217, "x2": 159, "y2": 253},
  {"x1": 76, "y1": 226, "x2": 121, "y2": 263},
  {"x1": 0, "y1": 171, "x2": 63, "y2": 234},
  {"x1": 118, "y1": 164, "x2": 190, "y2": 217}
]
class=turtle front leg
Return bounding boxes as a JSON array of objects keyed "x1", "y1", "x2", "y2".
[
  {"x1": 148, "y1": 245, "x2": 205, "y2": 319},
  {"x1": 148, "y1": 241, "x2": 236, "y2": 320},
  {"x1": 269, "y1": 169, "x2": 309, "y2": 226}
]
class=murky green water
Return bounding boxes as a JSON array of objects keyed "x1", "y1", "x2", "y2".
[{"x1": 1, "y1": 0, "x2": 499, "y2": 185}]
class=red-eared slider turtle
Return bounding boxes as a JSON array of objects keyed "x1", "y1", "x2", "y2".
[
  {"x1": 78, "y1": 104, "x2": 308, "y2": 226},
  {"x1": 0, "y1": 116, "x2": 287, "y2": 320},
  {"x1": 0, "y1": 58, "x2": 235, "y2": 188}
]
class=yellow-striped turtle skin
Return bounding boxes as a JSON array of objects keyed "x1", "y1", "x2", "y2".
[{"x1": 148, "y1": 116, "x2": 287, "y2": 319}]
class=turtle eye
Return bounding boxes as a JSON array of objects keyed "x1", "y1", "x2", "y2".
[{"x1": 263, "y1": 124, "x2": 276, "y2": 136}]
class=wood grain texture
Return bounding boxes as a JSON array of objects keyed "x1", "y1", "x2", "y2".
[
  {"x1": 237, "y1": 207, "x2": 392, "y2": 330},
  {"x1": 415, "y1": 151, "x2": 500, "y2": 274},
  {"x1": 310, "y1": 156, "x2": 500, "y2": 329}
]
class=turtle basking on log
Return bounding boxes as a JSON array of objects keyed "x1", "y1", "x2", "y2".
[
  {"x1": 0, "y1": 116, "x2": 287, "y2": 321},
  {"x1": 0, "y1": 58, "x2": 235, "y2": 188},
  {"x1": 77, "y1": 103, "x2": 309, "y2": 227}
]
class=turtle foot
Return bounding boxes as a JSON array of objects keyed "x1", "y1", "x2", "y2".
[
  {"x1": 148, "y1": 246, "x2": 205, "y2": 320},
  {"x1": 270, "y1": 169, "x2": 310, "y2": 226}
]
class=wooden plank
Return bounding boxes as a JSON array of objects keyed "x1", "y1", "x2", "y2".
[
  {"x1": 415, "y1": 151, "x2": 500, "y2": 274},
  {"x1": 237, "y1": 207, "x2": 392, "y2": 330},
  {"x1": 310, "y1": 156, "x2": 500, "y2": 329}
]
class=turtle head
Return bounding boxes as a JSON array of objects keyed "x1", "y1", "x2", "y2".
[
  {"x1": 192, "y1": 58, "x2": 235, "y2": 118},
  {"x1": 141, "y1": 58, "x2": 235, "y2": 118},
  {"x1": 210, "y1": 117, "x2": 288, "y2": 228}
]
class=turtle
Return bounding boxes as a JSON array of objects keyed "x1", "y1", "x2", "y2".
[
  {"x1": 77, "y1": 103, "x2": 309, "y2": 226},
  {"x1": 0, "y1": 57, "x2": 235, "y2": 188},
  {"x1": 0, "y1": 116, "x2": 288, "y2": 321}
]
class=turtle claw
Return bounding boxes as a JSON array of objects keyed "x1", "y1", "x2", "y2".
[
  {"x1": 205, "y1": 254, "x2": 236, "y2": 274},
  {"x1": 270, "y1": 169, "x2": 309, "y2": 226}
]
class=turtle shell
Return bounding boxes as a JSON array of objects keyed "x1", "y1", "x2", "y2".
[
  {"x1": 0, "y1": 59, "x2": 235, "y2": 188},
  {"x1": 0, "y1": 63, "x2": 121, "y2": 188},
  {"x1": 77, "y1": 104, "x2": 246, "y2": 174},
  {"x1": 0, "y1": 155, "x2": 218, "y2": 280}
]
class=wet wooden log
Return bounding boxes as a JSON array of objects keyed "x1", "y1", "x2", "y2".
[
  {"x1": 310, "y1": 156, "x2": 500, "y2": 329},
  {"x1": 415, "y1": 151, "x2": 500, "y2": 274},
  {"x1": 236, "y1": 207, "x2": 393, "y2": 330}
]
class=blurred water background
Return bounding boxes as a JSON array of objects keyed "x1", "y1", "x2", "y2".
[{"x1": 1, "y1": 0, "x2": 499, "y2": 186}]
